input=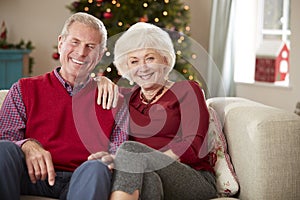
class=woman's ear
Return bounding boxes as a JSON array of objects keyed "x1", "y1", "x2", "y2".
[
  {"x1": 162, "y1": 56, "x2": 171, "y2": 72},
  {"x1": 163, "y1": 56, "x2": 169, "y2": 65}
]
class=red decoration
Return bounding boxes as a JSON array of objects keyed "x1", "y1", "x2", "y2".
[
  {"x1": 52, "y1": 52, "x2": 60, "y2": 60},
  {"x1": 103, "y1": 12, "x2": 113, "y2": 19},
  {"x1": 139, "y1": 15, "x2": 149, "y2": 22},
  {"x1": 255, "y1": 41, "x2": 289, "y2": 82},
  {"x1": 0, "y1": 21, "x2": 7, "y2": 41}
]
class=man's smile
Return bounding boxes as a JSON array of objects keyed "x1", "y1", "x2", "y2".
[{"x1": 71, "y1": 58, "x2": 86, "y2": 65}]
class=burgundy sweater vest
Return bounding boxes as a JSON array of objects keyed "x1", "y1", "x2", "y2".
[{"x1": 19, "y1": 71, "x2": 115, "y2": 171}]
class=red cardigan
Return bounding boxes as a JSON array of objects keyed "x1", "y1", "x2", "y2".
[
  {"x1": 20, "y1": 71, "x2": 115, "y2": 171},
  {"x1": 123, "y1": 80, "x2": 212, "y2": 172}
]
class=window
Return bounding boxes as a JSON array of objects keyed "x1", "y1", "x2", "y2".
[
  {"x1": 261, "y1": 0, "x2": 291, "y2": 43},
  {"x1": 234, "y1": 0, "x2": 291, "y2": 85}
]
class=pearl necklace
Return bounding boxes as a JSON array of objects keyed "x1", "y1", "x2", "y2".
[{"x1": 140, "y1": 86, "x2": 165, "y2": 105}]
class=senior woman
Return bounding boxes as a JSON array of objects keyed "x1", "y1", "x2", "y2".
[{"x1": 108, "y1": 22, "x2": 217, "y2": 200}]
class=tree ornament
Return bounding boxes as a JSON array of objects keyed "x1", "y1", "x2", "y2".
[
  {"x1": 72, "y1": 1, "x2": 80, "y2": 8},
  {"x1": 139, "y1": 15, "x2": 148, "y2": 22},
  {"x1": 52, "y1": 52, "x2": 60, "y2": 60},
  {"x1": 103, "y1": 12, "x2": 113, "y2": 19}
]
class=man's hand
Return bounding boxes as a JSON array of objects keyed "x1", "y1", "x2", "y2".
[
  {"x1": 21, "y1": 140, "x2": 56, "y2": 186},
  {"x1": 94, "y1": 76, "x2": 119, "y2": 109},
  {"x1": 88, "y1": 151, "x2": 115, "y2": 170}
]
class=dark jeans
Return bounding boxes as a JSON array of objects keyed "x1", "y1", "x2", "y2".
[{"x1": 0, "y1": 140, "x2": 112, "y2": 200}]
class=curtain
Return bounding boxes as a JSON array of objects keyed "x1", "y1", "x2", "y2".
[{"x1": 207, "y1": 0, "x2": 236, "y2": 97}]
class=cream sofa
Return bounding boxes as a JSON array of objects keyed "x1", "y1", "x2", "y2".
[{"x1": 1, "y1": 89, "x2": 300, "y2": 200}]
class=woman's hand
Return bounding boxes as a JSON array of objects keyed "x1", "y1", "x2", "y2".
[
  {"x1": 94, "y1": 76, "x2": 119, "y2": 109},
  {"x1": 163, "y1": 149, "x2": 180, "y2": 161},
  {"x1": 88, "y1": 151, "x2": 115, "y2": 170}
]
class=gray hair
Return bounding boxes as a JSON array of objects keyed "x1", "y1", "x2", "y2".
[
  {"x1": 60, "y1": 12, "x2": 107, "y2": 53},
  {"x1": 113, "y1": 22, "x2": 176, "y2": 80}
]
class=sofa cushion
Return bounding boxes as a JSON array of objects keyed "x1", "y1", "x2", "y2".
[
  {"x1": 207, "y1": 107, "x2": 239, "y2": 197},
  {"x1": 21, "y1": 195, "x2": 57, "y2": 200}
]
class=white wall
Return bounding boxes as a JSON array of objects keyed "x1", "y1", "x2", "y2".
[{"x1": 186, "y1": 0, "x2": 212, "y2": 51}]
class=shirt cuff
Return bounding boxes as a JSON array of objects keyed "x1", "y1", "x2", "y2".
[{"x1": 15, "y1": 139, "x2": 30, "y2": 147}]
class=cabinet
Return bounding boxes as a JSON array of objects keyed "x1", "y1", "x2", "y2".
[{"x1": 0, "y1": 49, "x2": 31, "y2": 89}]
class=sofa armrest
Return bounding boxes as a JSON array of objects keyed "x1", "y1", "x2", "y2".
[{"x1": 207, "y1": 97, "x2": 300, "y2": 200}]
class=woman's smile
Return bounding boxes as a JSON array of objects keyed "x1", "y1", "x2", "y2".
[{"x1": 138, "y1": 72, "x2": 154, "y2": 80}]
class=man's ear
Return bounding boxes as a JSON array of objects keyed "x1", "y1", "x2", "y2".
[{"x1": 57, "y1": 35, "x2": 63, "y2": 54}]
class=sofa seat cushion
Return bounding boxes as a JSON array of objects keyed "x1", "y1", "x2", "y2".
[{"x1": 21, "y1": 195, "x2": 57, "y2": 200}]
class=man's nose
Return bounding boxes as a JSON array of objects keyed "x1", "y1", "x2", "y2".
[{"x1": 76, "y1": 45, "x2": 89, "y2": 56}]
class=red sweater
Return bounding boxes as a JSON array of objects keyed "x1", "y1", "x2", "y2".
[
  {"x1": 19, "y1": 71, "x2": 115, "y2": 171},
  {"x1": 124, "y1": 80, "x2": 212, "y2": 172}
]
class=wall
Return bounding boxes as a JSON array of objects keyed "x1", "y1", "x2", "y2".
[
  {"x1": 0, "y1": 0, "x2": 76, "y2": 76},
  {"x1": 0, "y1": 0, "x2": 211, "y2": 77},
  {"x1": 186, "y1": 0, "x2": 211, "y2": 51}
]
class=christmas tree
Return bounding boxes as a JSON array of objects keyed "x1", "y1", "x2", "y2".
[{"x1": 63, "y1": 0, "x2": 204, "y2": 87}]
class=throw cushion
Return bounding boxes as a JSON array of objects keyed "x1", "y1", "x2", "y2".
[{"x1": 207, "y1": 106, "x2": 239, "y2": 197}]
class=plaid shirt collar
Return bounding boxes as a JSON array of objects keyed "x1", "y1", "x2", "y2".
[
  {"x1": 54, "y1": 67, "x2": 90, "y2": 96},
  {"x1": 54, "y1": 67, "x2": 73, "y2": 95}
]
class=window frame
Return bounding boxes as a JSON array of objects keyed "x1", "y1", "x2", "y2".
[
  {"x1": 234, "y1": 0, "x2": 291, "y2": 85},
  {"x1": 260, "y1": 0, "x2": 291, "y2": 43}
]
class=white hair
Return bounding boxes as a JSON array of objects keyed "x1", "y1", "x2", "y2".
[
  {"x1": 113, "y1": 22, "x2": 176, "y2": 80},
  {"x1": 61, "y1": 12, "x2": 107, "y2": 53}
]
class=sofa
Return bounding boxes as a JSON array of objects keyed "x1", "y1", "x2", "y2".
[
  {"x1": 1, "y1": 89, "x2": 300, "y2": 200},
  {"x1": 207, "y1": 97, "x2": 300, "y2": 200}
]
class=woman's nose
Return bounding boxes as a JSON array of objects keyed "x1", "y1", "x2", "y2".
[{"x1": 138, "y1": 63, "x2": 150, "y2": 71}]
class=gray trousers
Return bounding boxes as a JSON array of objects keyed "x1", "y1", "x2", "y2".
[
  {"x1": 0, "y1": 140, "x2": 112, "y2": 200},
  {"x1": 112, "y1": 141, "x2": 217, "y2": 200}
]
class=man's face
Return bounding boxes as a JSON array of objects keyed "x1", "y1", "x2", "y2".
[{"x1": 58, "y1": 21, "x2": 103, "y2": 83}]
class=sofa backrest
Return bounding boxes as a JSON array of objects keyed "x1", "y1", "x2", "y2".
[{"x1": 0, "y1": 90, "x2": 8, "y2": 108}]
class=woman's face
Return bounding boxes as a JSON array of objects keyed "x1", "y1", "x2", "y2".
[{"x1": 127, "y1": 49, "x2": 170, "y2": 90}]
